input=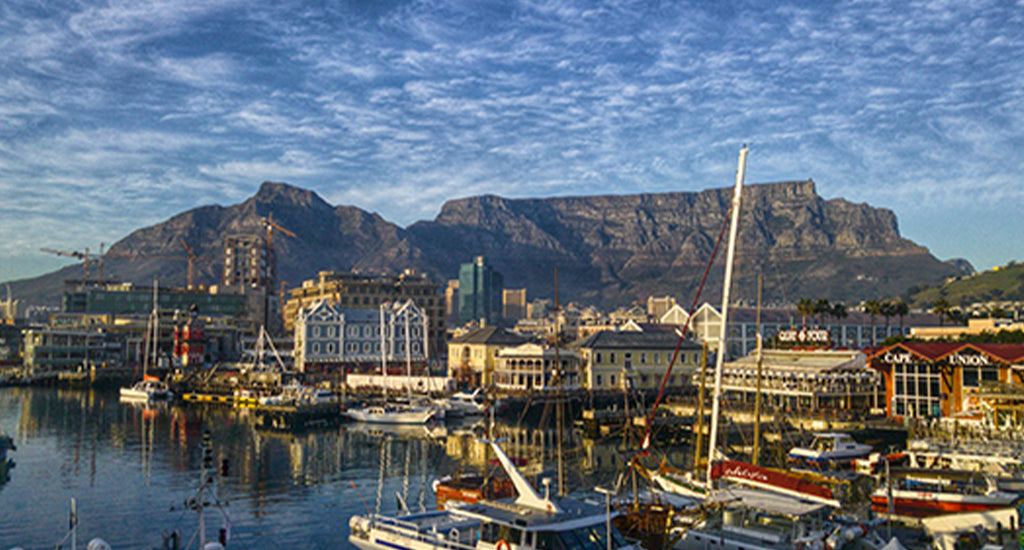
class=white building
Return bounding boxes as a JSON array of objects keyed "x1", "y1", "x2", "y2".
[
  {"x1": 493, "y1": 343, "x2": 581, "y2": 392},
  {"x1": 293, "y1": 299, "x2": 428, "y2": 373}
]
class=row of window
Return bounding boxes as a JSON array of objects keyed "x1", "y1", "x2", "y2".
[
  {"x1": 309, "y1": 325, "x2": 421, "y2": 338},
  {"x1": 308, "y1": 341, "x2": 422, "y2": 355},
  {"x1": 593, "y1": 351, "x2": 699, "y2": 366}
]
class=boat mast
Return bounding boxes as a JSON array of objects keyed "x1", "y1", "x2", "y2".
[
  {"x1": 554, "y1": 266, "x2": 564, "y2": 496},
  {"x1": 752, "y1": 275, "x2": 764, "y2": 466},
  {"x1": 706, "y1": 146, "x2": 748, "y2": 487},
  {"x1": 404, "y1": 302, "x2": 413, "y2": 404},
  {"x1": 380, "y1": 303, "x2": 388, "y2": 404},
  {"x1": 149, "y1": 280, "x2": 159, "y2": 377}
]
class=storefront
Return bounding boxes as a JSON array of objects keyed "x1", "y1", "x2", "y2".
[{"x1": 868, "y1": 342, "x2": 1024, "y2": 420}]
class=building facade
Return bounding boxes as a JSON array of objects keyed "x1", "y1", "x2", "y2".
[
  {"x1": 689, "y1": 303, "x2": 945, "y2": 360},
  {"x1": 714, "y1": 349, "x2": 879, "y2": 413},
  {"x1": 283, "y1": 270, "x2": 445, "y2": 360},
  {"x1": 222, "y1": 234, "x2": 268, "y2": 288},
  {"x1": 293, "y1": 299, "x2": 428, "y2": 373},
  {"x1": 458, "y1": 256, "x2": 503, "y2": 325},
  {"x1": 447, "y1": 326, "x2": 527, "y2": 386},
  {"x1": 493, "y1": 343, "x2": 581, "y2": 391},
  {"x1": 868, "y1": 342, "x2": 1024, "y2": 422},
  {"x1": 572, "y1": 330, "x2": 703, "y2": 391},
  {"x1": 503, "y1": 288, "x2": 527, "y2": 322}
]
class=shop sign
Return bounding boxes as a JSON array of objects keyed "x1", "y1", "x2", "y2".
[
  {"x1": 947, "y1": 353, "x2": 991, "y2": 367},
  {"x1": 881, "y1": 351, "x2": 915, "y2": 365},
  {"x1": 778, "y1": 329, "x2": 830, "y2": 344}
]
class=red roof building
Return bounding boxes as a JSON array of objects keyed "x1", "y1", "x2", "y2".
[{"x1": 867, "y1": 342, "x2": 1024, "y2": 421}]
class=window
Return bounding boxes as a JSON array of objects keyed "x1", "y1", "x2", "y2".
[
  {"x1": 595, "y1": 352, "x2": 602, "y2": 364},
  {"x1": 312, "y1": 343, "x2": 320, "y2": 354},
  {"x1": 313, "y1": 326, "x2": 321, "y2": 338},
  {"x1": 596, "y1": 374, "x2": 603, "y2": 387},
  {"x1": 610, "y1": 374, "x2": 617, "y2": 387},
  {"x1": 640, "y1": 353, "x2": 646, "y2": 364},
  {"x1": 327, "y1": 343, "x2": 335, "y2": 354},
  {"x1": 610, "y1": 352, "x2": 616, "y2": 364}
]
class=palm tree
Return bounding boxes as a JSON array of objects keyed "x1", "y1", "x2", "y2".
[
  {"x1": 880, "y1": 300, "x2": 897, "y2": 339},
  {"x1": 932, "y1": 298, "x2": 951, "y2": 327},
  {"x1": 813, "y1": 298, "x2": 831, "y2": 328},
  {"x1": 831, "y1": 302, "x2": 848, "y2": 345},
  {"x1": 796, "y1": 298, "x2": 814, "y2": 328},
  {"x1": 864, "y1": 300, "x2": 882, "y2": 346},
  {"x1": 893, "y1": 299, "x2": 909, "y2": 336}
]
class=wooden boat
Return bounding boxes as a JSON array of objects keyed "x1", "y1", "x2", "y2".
[{"x1": 432, "y1": 473, "x2": 515, "y2": 508}]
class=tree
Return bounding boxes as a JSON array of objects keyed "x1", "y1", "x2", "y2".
[
  {"x1": 893, "y1": 299, "x2": 909, "y2": 335},
  {"x1": 932, "y1": 298, "x2": 951, "y2": 327},
  {"x1": 796, "y1": 298, "x2": 814, "y2": 328},
  {"x1": 880, "y1": 300, "x2": 897, "y2": 339},
  {"x1": 813, "y1": 298, "x2": 831, "y2": 327},
  {"x1": 864, "y1": 300, "x2": 883, "y2": 346}
]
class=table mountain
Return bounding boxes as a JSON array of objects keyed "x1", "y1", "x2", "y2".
[{"x1": 11, "y1": 180, "x2": 969, "y2": 311}]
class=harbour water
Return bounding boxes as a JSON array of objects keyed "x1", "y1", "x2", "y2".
[{"x1": 0, "y1": 387, "x2": 669, "y2": 549}]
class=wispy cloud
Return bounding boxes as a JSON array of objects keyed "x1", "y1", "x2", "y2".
[{"x1": 1, "y1": 0, "x2": 1023, "y2": 280}]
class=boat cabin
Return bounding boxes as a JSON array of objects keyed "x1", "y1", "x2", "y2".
[{"x1": 676, "y1": 488, "x2": 833, "y2": 550}]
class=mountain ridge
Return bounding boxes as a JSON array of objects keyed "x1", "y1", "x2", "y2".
[{"x1": 10, "y1": 180, "x2": 971, "y2": 311}]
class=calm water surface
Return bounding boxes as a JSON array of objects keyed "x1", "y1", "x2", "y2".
[{"x1": 0, "y1": 387, "x2": 661, "y2": 550}]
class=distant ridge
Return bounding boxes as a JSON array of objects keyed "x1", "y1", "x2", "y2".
[{"x1": 9, "y1": 180, "x2": 969, "y2": 310}]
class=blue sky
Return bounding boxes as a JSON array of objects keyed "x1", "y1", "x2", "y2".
[{"x1": 2, "y1": 0, "x2": 1023, "y2": 283}]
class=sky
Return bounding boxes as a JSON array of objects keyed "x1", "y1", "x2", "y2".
[{"x1": 2, "y1": 0, "x2": 1023, "y2": 283}]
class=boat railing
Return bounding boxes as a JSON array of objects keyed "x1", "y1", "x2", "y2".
[{"x1": 367, "y1": 514, "x2": 479, "y2": 550}]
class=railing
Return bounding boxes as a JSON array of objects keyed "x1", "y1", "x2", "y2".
[{"x1": 364, "y1": 514, "x2": 480, "y2": 550}]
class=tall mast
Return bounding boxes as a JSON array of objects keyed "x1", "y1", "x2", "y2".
[
  {"x1": 706, "y1": 146, "x2": 748, "y2": 487},
  {"x1": 380, "y1": 303, "x2": 388, "y2": 403},
  {"x1": 405, "y1": 302, "x2": 413, "y2": 403}
]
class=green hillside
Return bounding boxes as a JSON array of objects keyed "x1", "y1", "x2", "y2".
[{"x1": 910, "y1": 261, "x2": 1024, "y2": 308}]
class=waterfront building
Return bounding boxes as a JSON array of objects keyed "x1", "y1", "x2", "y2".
[
  {"x1": 447, "y1": 326, "x2": 527, "y2": 386},
  {"x1": 689, "y1": 303, "x2": 945, "y2": 360},
  {"x1": 572, "y1": 330, "x2": 702, "y2": 391},
  {"x1": 292, "y1": 299, "x2": 428, "y2": 374},
  {"x1": 283, "y1": 270, "x2": 445, "y2": 359},
  {"x1": 22, "y1": 328, "x2": 124, "y2": 373},
  {"x1": 868, "y1": 342, "x2": 1024, "y2": 422},
  {"x1": 493, "y1": 343, "x2": 581, "y2": 392},
  {"x1": 715, "y1": 349, "x2": 880, "y2": 413},
  {"x1": 62, "y1": 281, "x2": 249, "y2": 318},
  {"x1": 457, "y1": 256, "x2": 503, "y2": 325}
]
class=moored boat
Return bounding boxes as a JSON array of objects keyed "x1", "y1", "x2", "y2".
[
  {"x1": 349, "y1": 440, "x2": 638, "y2": 550},
  {"x1": 871, "y1": 467, "x2": 1020, "y2": 517},
  {"x1": 788, "y1": 433, "x2": 874, "y2": 467},
  {"x1": 119, "y1": 375, "x2": 173, "y2": 402}
]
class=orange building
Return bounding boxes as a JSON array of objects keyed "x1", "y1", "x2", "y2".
[{"x1": 868, "y1": 342, "x2": 1024, "y2": 420}]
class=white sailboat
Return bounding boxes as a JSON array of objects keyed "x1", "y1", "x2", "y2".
[
  {"x1": 347, "y1": 301, "x2": 436, "y2": 425},
  {"x1": 120, "y1": 282, "x2": 172, "y2": 402}
]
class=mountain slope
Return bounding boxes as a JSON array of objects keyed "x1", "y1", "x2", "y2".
[{"x1": 9, "y1": 180, "x2": 969, "y2": 311}]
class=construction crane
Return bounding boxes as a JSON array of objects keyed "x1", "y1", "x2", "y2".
[
  {"x1": 40, "y1": 245, "x2": 106, "y2": 280},
  {"x1": 261, "y1": 212, "x2": 296, "y2": 248},
  {"x1": 179, "y1": 238, "x2": 197, "y2": 290}
]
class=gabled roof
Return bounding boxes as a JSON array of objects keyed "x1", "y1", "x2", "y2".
[
  {"x1": 868, "y1": 342, "x2": 1024, "y2": 364},
  {"x1": 450, "y1": 325, "x2": 528, "y2": 346},
  {"x1": 571, "y1": 330, "x2": 700, "y2": 350}
]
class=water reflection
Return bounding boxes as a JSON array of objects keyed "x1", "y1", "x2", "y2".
[{"x1": 0, "y1": 387, "x2": 685, "y2": 548}]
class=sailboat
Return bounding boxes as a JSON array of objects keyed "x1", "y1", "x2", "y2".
[
  {"x1": 347, "y1": 301, "x2": 436, "y2": 424},
  {"x1": 120, "y1": 282, "x2": 172, "y2": 402}
]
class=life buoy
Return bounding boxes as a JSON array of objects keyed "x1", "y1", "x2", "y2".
[{"x1": 496, "y1": 540, "x2": 511, "y2": 550}]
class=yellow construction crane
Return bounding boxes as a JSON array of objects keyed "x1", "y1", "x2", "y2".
[
  {"x1": 179, "y1": 238, "x2": 197, "y2": 290},
  {"x1": 40, "y1": 246, "x2": 106, "y2": 280},
  {"x1": 261, "y1": 212, "x2": 296, "y2": 248}
]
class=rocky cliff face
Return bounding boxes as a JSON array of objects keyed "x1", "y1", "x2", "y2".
[{"x1": 11, "y1": 180, "x2": 965, "y2": 310}]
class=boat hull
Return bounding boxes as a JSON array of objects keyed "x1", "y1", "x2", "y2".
[
  {"x1": 347, "y1": 407, "x2": 435, "y2": 424},
  {"x1": 870, "y1": 492, "x2": 1019, "y2": 517}
]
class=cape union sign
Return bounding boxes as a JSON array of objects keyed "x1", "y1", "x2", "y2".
[
  {"x1": 777, "y1": 329, "x2": 830, "y2": 344},
  {"x1": 881, "y1": 351, "x2": 993, "y2": 366}
]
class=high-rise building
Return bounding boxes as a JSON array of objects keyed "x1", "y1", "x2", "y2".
[
  {"x1": 445, "y1": 280, "x2": 460, "y2": 321},
  {"x1": 222, "y1": 235, "x2": 268, "y2": 289},
  {"x1": 503, "y1": 288, "x2": 527, "y2": 321},
  {"x1": 458, "y1": 256, "x2": 503, "y2": 326}
]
